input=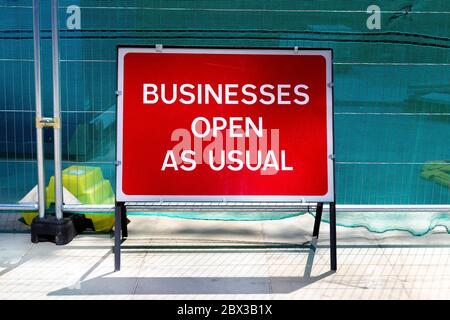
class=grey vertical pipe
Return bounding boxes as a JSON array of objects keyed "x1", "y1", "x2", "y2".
[
  {"x1": 32, "y1": 0, "x2": 46, "y2": 219},
  {"x1": 51, "y1": 0, "x2": 63, "y2": 219}
]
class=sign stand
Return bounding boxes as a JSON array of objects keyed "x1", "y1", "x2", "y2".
[
  {"x1": 330, "y1": 202, "x2": 337, "y2": 271},
  {"x1": 113, "y1": 200, "x2": 337, "y2": 272},
  {"x1": 113, "y1": 46, "x2": 337, "y2": 273},
  {"x1": 313, "y1": 202, "x2": 337, "y2": 270},
  {"x1": 114, "y1": 201, "x2": 126, "y2": 271}
]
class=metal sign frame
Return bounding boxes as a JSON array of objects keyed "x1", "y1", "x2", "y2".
[
  {"x1": 115, "y1": 46, "x2": 335, "y2": 203},
  {"x1": 114, "y1": 45, "x2": 337, "y2": 272}
]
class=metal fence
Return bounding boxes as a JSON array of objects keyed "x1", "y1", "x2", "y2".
[
  {"x1": 0, "y1": 0, "x2": 449, "y2": 231},
  {"x1": 0, "y1": 1, "x2": 39, "y2": 230}
]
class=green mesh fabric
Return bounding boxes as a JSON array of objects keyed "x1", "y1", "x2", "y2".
[
  {"x1": 0, "y1": 1, "x2": 449, "y2": 234},
  {"x1": 129, "y1": 211, "x2": 303, "y2": 221}
]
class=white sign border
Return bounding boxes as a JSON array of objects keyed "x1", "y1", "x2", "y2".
[{"x1": 116, "y1": 47, "x2": 335, "y2": 203}]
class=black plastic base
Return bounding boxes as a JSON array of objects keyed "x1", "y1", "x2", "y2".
[{"x1": 31, "y1": 215, "x2": 82, "y2": 245}]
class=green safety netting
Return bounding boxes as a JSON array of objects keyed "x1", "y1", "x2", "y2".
[
  {"x1": 0, "y1": 0, "x2": 449, "y2": 235},
  {"x1": 74, "y1": 210, "x2": 449, "y2": 236}
]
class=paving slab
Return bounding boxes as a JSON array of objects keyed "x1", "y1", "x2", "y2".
[{"x1": 0, "y1": 214, "x2": 449, "y2": 299}]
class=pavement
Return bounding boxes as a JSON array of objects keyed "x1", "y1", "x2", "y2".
[{"x1": 0, "y1": 214, "x2": 449, "y2": 299}]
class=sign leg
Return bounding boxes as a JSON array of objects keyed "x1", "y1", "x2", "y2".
[
  {"x1": 120, "y1": 202, "x2": 128, "y2": 239},
  {"x1": 114, "y1": 202, "x2": 122, "y2": 271},
  {"x1": 312, "y1": 202, "x2": 323, "y2": 238},
  {"x1": 329, "y1": 202, "x2": 337, "y2": 271}
]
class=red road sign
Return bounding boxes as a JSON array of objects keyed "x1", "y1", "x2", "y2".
[{"x1": 116, "y1": 47, "x2": 334, "y2": 202}]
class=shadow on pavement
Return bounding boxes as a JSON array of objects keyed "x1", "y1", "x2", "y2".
[{"x1": 48, "y1": 238, "x2": 335, "y2": 296}]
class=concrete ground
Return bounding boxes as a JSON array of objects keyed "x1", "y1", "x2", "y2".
[{"x1": 0, "y1": 214, "x2": 449, "y2": 300}]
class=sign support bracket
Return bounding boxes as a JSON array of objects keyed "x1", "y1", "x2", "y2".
[
  {"x1": 312, "y1": 202, "x2": 323, "y2": 237},
  {"x1": 329, "y1": 201, "x2": 337, "y2": 271},
  {"x1": 114, "y1": 201, "x2": 127, "y2": 271},
  {"x1": 311, "y1": 201, "x2": 337, "y2": 271},
  {"x1": 113, "y1": 201, "x2": 337, "y2": 272}
]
